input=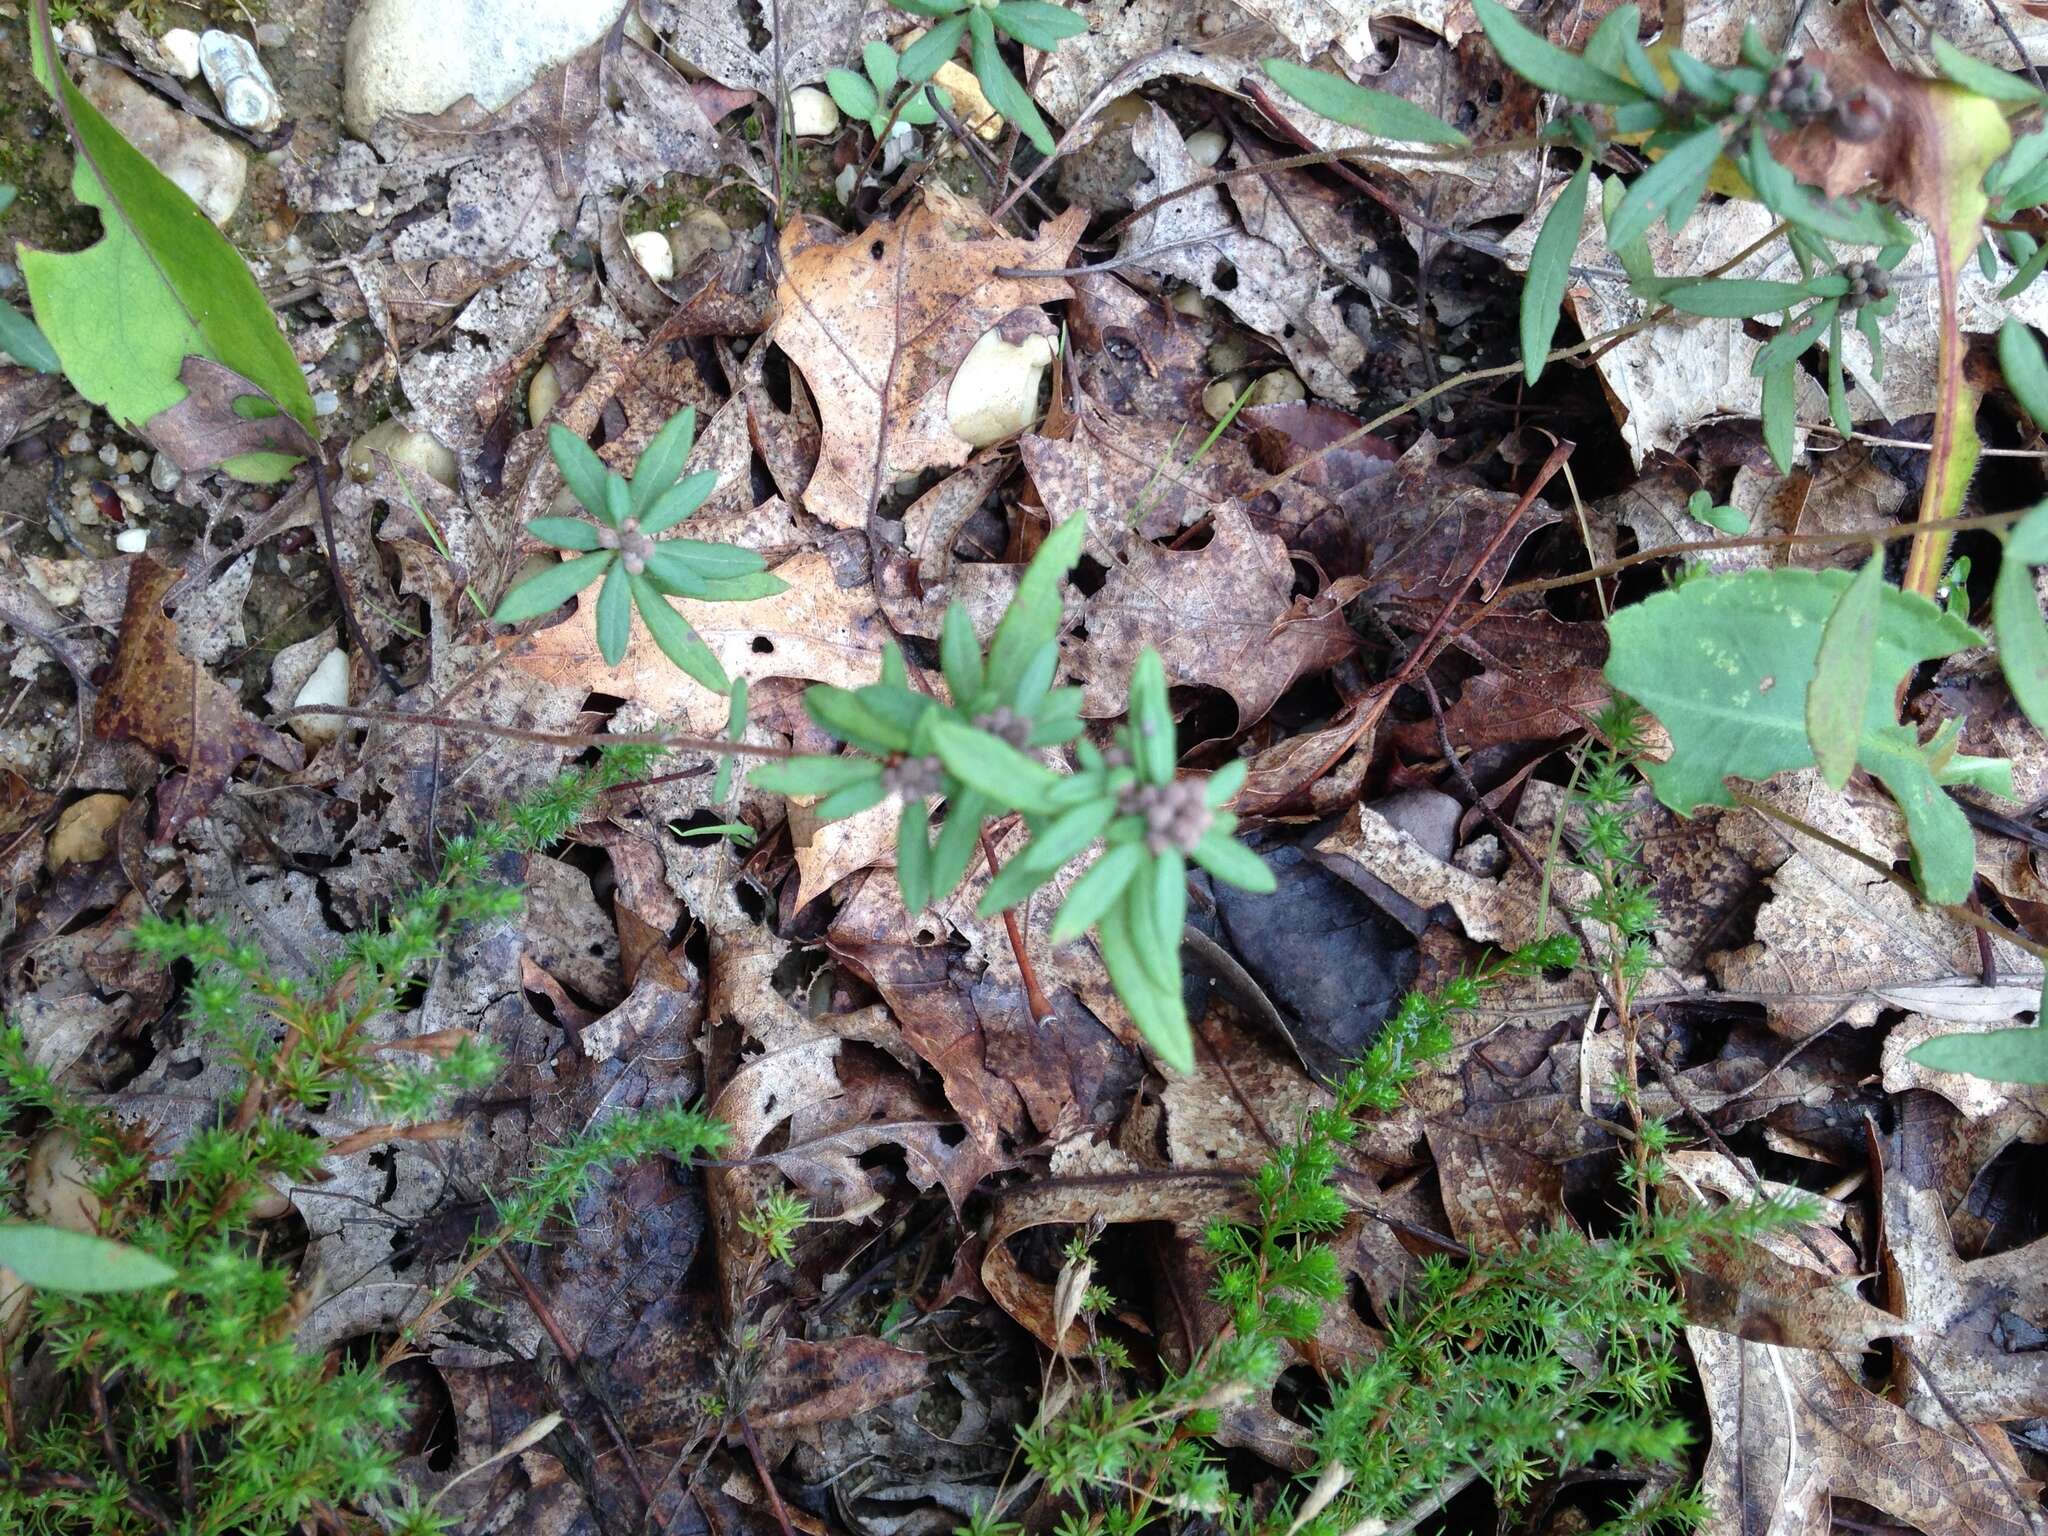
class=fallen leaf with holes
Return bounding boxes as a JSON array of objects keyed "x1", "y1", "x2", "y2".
[
  {"x1": 745, "y1": 1336, "x2": 927, "y2": 1430},
  {"x1": 769, "y1": 189, "x2": 1084, "y2": 529},
  {"x1": 94, "y1": 557, "x2": 303, "y2": 835},
  {"x1": 1073, "y1": 505, "x2": 1355, "y2": 729},
  {"x1": 504, "y1": 547, "x2": 890, "y2": 734}
]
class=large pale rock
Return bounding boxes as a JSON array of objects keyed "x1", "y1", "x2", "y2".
[
  {"x1": 343, "y1": 0, "x2": 631, "y2": 137},
  {"x1": 78, "y1": 62, "x2": 245, "y2": 226}
]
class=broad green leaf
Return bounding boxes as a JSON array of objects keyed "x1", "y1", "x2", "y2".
[
  {"x1": 991, "y1": 0, "x2": 1089, "y2": 49},
  {"x1": 641, "y1": 469, "x2": 720, "y2": 534},
  {"x1": 1259, "y1": 58, "x2": 1470, "y2": 147},
  {"x1": 630, "y1": 575, "x2": 729, "y2": 691},
  {"x1": 526, "y1": 516, "x2": 603, "y2": 551},
  {"x1": 1521, "y1": 157, "x2": 1589, "y2": 385},
  {"x1": 1473, "y1": 0, "x2": 1646, "y2": 103},
  {"x1": 864, "y1": 40, "x2": 900, "y2": 94},
  {"x1": 1605, "y1": 567, "x2": 1998, "y2": 903},
  {"x1": 630, "y1": 406, "x2": 697, "y2": 516},
  {"x1": 0, "y1": 1223, "x2": 176, "y2": 1292},
  {"x1": 897, "y1": 799, "x2": 933, "y2": 910},
  {"x1": 929, "y1": 715, "x2": 1059, "y2": 813},
  {"x1": 1932, "y1": 33, "x2": 2044, "y2": 103},
  {"x1": 939, "y1": 601, "x2": 985, "y2": 704},
  {"x1": 969, "y1": 7, "x2": 1056, "y2": 155},
  {"x1": 1995, "y1": 502, "x2": 2048, "y2": 729},
  {"x1": 1907, "y1": 1020, "x2": 2048, "y2": 1082},
  {"x1": 1190, "y1": 830, "x2": 1275, "y2": 892},
  {"x1": 550, "y1": 425, "x2": 612, "y2": 521},
  {"x1": 596, "y1": 563, "x2": 632, "y2": 665},
  {"x1": 1659, "y1": 278, "x2": 1813, "y2": 318},
  {"x1": 1097, "y1": 883, "x2": 1192, "y2": 1072},
  {"x1": 1050, "y1": 843, "x2": 1145, "y2": 941},
  {"x1": 900, "y1": 14, "x2": 968, "y2": 82},
  {"x1": 492, "y1": 551, "x2": 612, "y2": 623},
  {"x1": 1806, "y1": 551, "x2": 1884, "y2": 789},
  {"x1": 1127, "y1": 650, "x2": 1176, "y2": 784},
  {"x1": 986, "y1": 514, "x2": 1084, "y2": 698},
  {"x1": 1687, "y1": 489, "x2": 1751, "y2": 536},
  {"x1": 1606, "y1": 124, "x2": 1725, "y2": 250},
  {"x1": 0, "y1": 304, "x2": 59, "y2": 373},
  {"x1": 20, "y1": 15, "x2": 315, "y2": 481},
  {"x1": 808, "y1": 685, "x2": 914, "y2": 755},
  {"x1": 1999, "y1": 319, "x2": 2048, "y2": 429},
  {"x1": 751, "y1": 755, "x2": 881, "y2": 798},
  {"x1": 826, "y1": 67, "x2": 881, "y2": 121}
]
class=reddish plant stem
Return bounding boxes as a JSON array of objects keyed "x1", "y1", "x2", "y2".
[
  {"x1": 737, "y1": 1418, "x2": 798, "y2": 1536},
  {"x1": 981, "y1": 829, "x2": 1057, "y2": 1026}
]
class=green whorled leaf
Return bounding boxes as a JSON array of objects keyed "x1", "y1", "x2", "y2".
[
  {"x1": 1031, "y1": 687, "x2": 1085, "y2": 746},
  {"x1": 492, "y1": 550, "x2": 612, "y2": 623},
  {"x1": 1752, "y1": 301, "x2": 1837, "y2": 376},
  {"x1": 1259, "y1": 57, "x2": 1470, "y2": 147},
  {"x1": 985, "y1": 798, "x2": 1118, "y2": 909},
  {"x1": 648, "y1": 570, "x2": 788, "y2": 602},
  {"x1": 1663, "y1": 47, "x2": 1733, "y2": 105},
  {"x1": 20, "y1": 15, "x2": 314, "y2": 481},
  {"x1": 713, "y1": 676, "x2": 748, "y2": 802},
  {"x1": 0, "y1": 303, "x2": 59, "y2": 373},
  {"x1": 595, "y1": 562, "x2": 632, "y2": 665},
  {"x1": 991, "y1": 0, "x2": 1089, "y2": 48},
  {"x1": 526, "y1": 515, "x2": 603, "y2": 551},
  {"x1": 1807, "y1": 550, "x2": 1884, "y2": 789},
  {"x1": 864, "y1": 39, "x2": 900, "y2": 94},
  {"x1": 1761, "y1": 356, "x2": 1798, "y2": 473},
  {"x1": 1605, "y1": 567, "x2": 1996, "y2": 903},
  {"x1": 631, "y1": 406, "x2": 697, "y2": 516},
  {"x1": 1657, "y1": 278, "x2": 1814, "y2": 318},
  {"x1": 826, "y1": 67, "x2": 881, "y2": 121},
  {"x1": 1127, "y1": 649, "x2": 1176, "y2": 784},
  {"x1": 1999, "y1": 319, "x2": 2048, "y2": 429},
  {"x1": 1742, "y1": 125, "x2": 1905, "y2": 247},
  {"x1": 656, "y1": 538, "x2": 768, "y2": 579},
  {"x1": 900, "y1": 14, "x2": 968, "y2": 81},
  {"x1": 1581, "y1": 4, "x2": 1641, "y2": 81},
  {"x1": 1826, "y1": 318, "x2": 1851, "y2": 436},
  {"x1": 897, "y1": 799, "x2": 934, "y2": 911},
  {"x1": 861, "y1": 682, "x2": 938, "y2": 748},
  {"x1": 930, "y1": 788, "x2": 986, "y2": 903},
  {"x1": 641, "y1": 469, "x2": 720, "y2": 534},
  {"x1": 1008, "y1": 638, "x2": 1060, "y2": 716},
  {"x1": 630, "y1": 574, "x2": 730, "y2": 692},
  {"x1": 979, "y1": 845, "x2": 1067, "y2": 915},
  {"x1": 1190, "y1": 829, "x2": 1275, "y2": 892},
  {"x1": 2001, "y1": 234, "x2": 2048, "y2": 299},
  {"x1": 1995, "y1": 503, "x2": 2048, "y2": 729},
  {"x1": 1856, "y1": 303, "x2": 1886, "y2": 382},
  {"x1": 939, "y1": 601, "x2": 986, "y2": 706},
  {"x1": 1050, "y1": 842, "x2": 1146, "y2": 943},
  {"x1": 548, "y1": 425, "x2": 613, "y2": 521},
  {"x1": 603, "y1": 473, "x2": 632, "y2": 531},
  {"x1": 817, "y1": 775, "x2": 891, "y2": 821},
  {"x1": 891, "y1": 0, "x2": 966, "y2": 14},
  {"x1": 1598, "y1": 175, "x2": 1656, "y2": 286},
  {"x1": 0, "y1": 1223, "x2": 176, "y2": 1292},
  {"x1": 1907, "y1": 1020, "x2": 2048, "y2": 1083},
  {"x1": 987, "y1": 514, "x2": 1085, "y2": 700},
  {"x1": 969, "y1": 7, "x2": 1055, "y2": 155},
  {"x1": 1473, "y1": 0, "x2": 1645, "y2": 103},
  {"x1": 1204, "y1": 758, "x2": 1249, "y2": 808},
  {"x1": 1606, "y1": 124, "x2": 1725, "y2": 250},
  {"x1": 641, "y1": 543, "x2": 710, "y2": 597},
  {"x1": 1932, "y1": 33, "x2": 2045, "y2": 103},
  {"x1": 751, "y1": 754, "x2": 882, "y2": 798},
  {"x1": 929, "y1": 715, "x2": 1059, "y2": 813},
  {"x1": 1132, "y1": 849, "x2": 1188, "y2": 994},
  {"x1": 806, "y1": 685, "x2": 916, "y2": 755},
  {"x1": 1522, "y1": 157, "x2": 1590, "y2": 385},
  {"x1": 1097, "y1": 881, "x2": 1192, "y2": 1072}
]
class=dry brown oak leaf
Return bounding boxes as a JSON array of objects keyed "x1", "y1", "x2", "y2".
[
  {"x1": 770, "y1": 187, "x2": 1085, "y2": 528},
  {"x1": 95, "y1": 556, "x2": 303, "y2": 835}
]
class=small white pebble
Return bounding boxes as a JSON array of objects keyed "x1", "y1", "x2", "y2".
[
  {"x1": 158, "y1": 27, "x2": 202, "y2": 80},
  {"x1": 627, "y1": 230, "x2": 675, "y2": 283},
  {"x1": 312, "y1": 390, "x2": 339, "y2": 417},
  {"x1": 788, "y1": 85, "x2": 841, "y2": 138},
  {"x1": 1184, "y1": 128, "x2": 1227, "y2": 167},
  {"x1": 289, "y1": 649, "x2": 351, "y2": 745},
  {"x1": 64, "y1": 430, "x2": 92, "y2": 455},
  {"x1": 115, "y1": 528, "x2": 149, "y2": 554},
  {"x1": 150, "y1": 454, "x2": 182, "y2": 493},
  {"x1": 97, "y1": 443, "x2": 120, "y2": 467},
  {"x1": 253, "y1": 21, "x2": 287, "y2": 49}
]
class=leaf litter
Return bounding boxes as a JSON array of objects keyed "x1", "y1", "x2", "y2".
[{"x1": 3, "y1": 0, "x2": 2048, "y2": 1534}]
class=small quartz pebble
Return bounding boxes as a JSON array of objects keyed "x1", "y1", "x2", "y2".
[
  {"x1": 47, "y1": 794, "x2": 128, "y2": 873},
  {"x1": 151, "y1": 24, "x2": 204, "y2": 79},
  {"x1": 1249, "y1": 369, "x2": 1306, "y2": 407},
  {"x1": 788, "y1": 85, "x2": 841, "y2": 138},
  {"x1": 527, "y1": 360, "x2": 562, "y2": 424},
  {"x1": 149, "y1": 453, "x2": 181, "y2": 493},
  {"x1": 947, "y1": 329, "x2": 1056, "y2": 447},
  {"x1": 666, "y1": 208, "x2": 733, "y2": 269},
  {"x1": 1184, "y1": 127, "x2": 1227, "y2": 167},
  {"x1": 627, "y1": 229, "x2": 676, "y2": 282},
  {"x1": 289, "y1": 648, "x2": 351, "y2": 745},
  {"x1": 60, "y1": 20, "x2": 95, "y2": 56},
  {"x1": 200, "y1": 31, "x2": 284, "y2": 133},
  {"x1": 312, "y1": 389, "x2": 340, "y2": 417},
  {"x1": 1203, "y1": 372, "x2": 1251, "y2": 420},
  {"x1": 114, "y1": 528, "x2": 150, "y2": 553},
  {"x1": 254, "y1": 22, "x2": 289, "y2": 49}
]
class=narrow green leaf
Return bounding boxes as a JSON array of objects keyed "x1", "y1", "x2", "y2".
[
  {"x1": 901, "y1": 15, "x2": 968, "y2": 81},
  {"x1": 1097, "y1": 883, "x2": 1191, "y2": 1071},
  {"x1": 751, "y1": 755, "x2": 882, "y2": 798},
  {"x1": 0, "y1": 304, "x2": 59, "y2": 374},
  {"x1": 1999, "y1": 319, "x2": 2048, "y2": 430},
  {"x1": 550, "y1": 425, "x2": 613, "y2": 521},
  {"x1": 864, "y1": 40, "x2": 900, "y2": 94},
  {"x1": 657, "y1": 538, "x2": 768, "y2": 579},
  {"x1": 603, "y1": 474, "x2": 631, "y2": 531},
  {"x1": 1259, "y1": 58, "x2": 1470, "y2": 147},
  {"x1": 630, "y1": 406, "x2": 698, "y2": 516},
  {"x1": 0, "y1": 1224, "x2": 176, "y2": 1292},
  {"x1": 1472, "y1": 0, "x2": 1646, "y2": 104},
  {"x1": 492, "y1": 551, "x2": 612, "y2": 624},
  {"x1": 1204, "y1": 758, "x2": 1249, "y2": 808},
  {"x1": 986, "y1": 514, "x2": 1085, "y2": 698},
  {"x1": 1995, "y1": 508, "x2": 2048, "y2": 729},
  {"x1": 970, "y1": 7, "x2": 1055, "y2": 155},
  {"x1": 1761, "y1": 357, "x2": 1798, "y2": 473},
  {"x1": 713, "y1": 676, "x2": 748, "y2": 802},
  {"x1": 1907, "y1": 1021, "x2": 2048, "y2": 1082},
  {"x1": 817, "y1": 776, "x2": 890, "y2": 821},
  {"x1": 526, "y1": 516, "x2": 602, "y2": 551},
  {"x1": 1825, "y1": 318, "x2": 1851, "y2": 437},
  {"x1": 1144, "y1": 849, "x2": 1189, "y2": 992},
  {"x1": 1752, "y1": 301, "x2": 1837, "y2": 375},
  {"x1": 1658, "y1": 278, "x2": 1814, "y2": 318},
  {"x1": 891, "y1": 0, "x2": 968, "y2": 14},
  {"x1": 1521, "y1": 157, "x2": 1590, "y2": 385},
  {"x1": 641, "y1": 469, "x2": 720, "y2": 534},
  {"x1": 1190, "y1": 830, "x2": 1275, "y2": 893},
  {"x1": 929, "y1": 715, "x2": 1058, "y2": 813},
  {"x1": 808, "y1": 686, "x2": 916, "y2": 755},
  {"x1": 1932, "y1": 32, "x2": 2045, "y2": 103},
  {"x1": 991, "y1": 0, "x2": 1089, "y2": 49},
  {"x1": 2000, "y1": 234, "x2": 2048, "y2": 300},
  {"x1": 641, "y1": 544, "x2": 710, "y2": 598},
  {"x1": 596, "y1": 563, "x2": 632, "y2": 665},
  {"x1": 1807, "y1": 550, "x2": 1884, "y2": 788},
  {"x1": 1582, "y1": 5, "x2": 1641, "y2": 81},
  {"x1": 1606, "y1": 124, "x2": 1725, "y2": 250},
  {"x1": 694, "y1": 571, "x2": 790, "y2": 602},
  {"x1": 939, "y1": 601, "x2": 986, "y2": 705},
  {"x1": 897, "y1": 800, "x2": 933, "y2": 911},
  {"x1": 929, "y1": 787, "x2": 985, "y2": 901},
  {"x1": 826, "y1": 67, "x2": 881, "y2": 122},
  {"x1": 1049, "y1": 843, "x2": 1145, "y2": 943},
  {"x1": 630, "y1": 574, "x2": 730, "y2": 691},
  {"x1": 1127, "y1": 649, "x2": 1176, "y2": 784}
]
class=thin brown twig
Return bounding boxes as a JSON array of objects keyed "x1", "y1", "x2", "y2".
[
  {"x1": 271, "y1": 703, "x2": 805, "y2": 759},
  {"x1": 737, "y1": 1418, "x2": 798, "y2": 1536}
]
